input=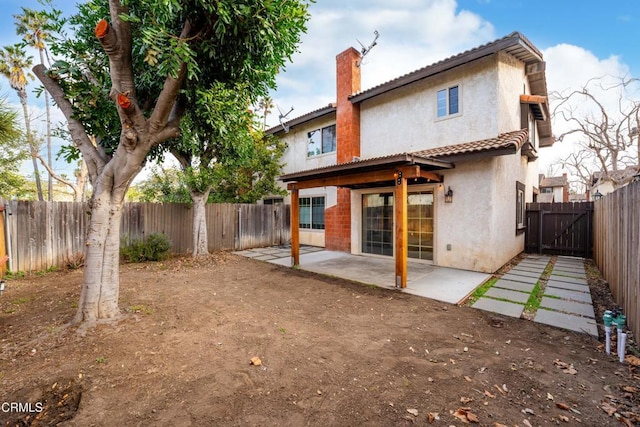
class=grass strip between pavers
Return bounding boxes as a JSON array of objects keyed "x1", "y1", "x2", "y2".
[
  {"x1": 465, "y1": 277, "x2": 498, "y2": 305},
  {"x1": 523, "y1": 259, "x2": 554, "y2": 317}
]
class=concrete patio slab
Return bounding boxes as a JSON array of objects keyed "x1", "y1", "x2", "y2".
[
  {"x1": 534, "y1": 309, "x2": 598, "y2": 336},
  {"x1": 472, "y1": 298, "x2": 524, "y2": 318},
  {"x1": 493, "y1": 279, "x2": 536, "y2": 293},
  {"x1": 248, "y1": 249, "x2": 489, "y2": 305},
  {"x1": 539, "y1": 297, "x2": 595, "y2": 318},
  {"x1": 484, "y1": 287, "x2": 530, "y2": 303},
  {"x1": 546, "y1": 280, "x2": 590, "y2": 293},
  {"x1": 544, "y1": 287, "x2": 592, "y2": 303},
  {"x1": 500, "y1": 273, "x2": 539, "y2": 285}
]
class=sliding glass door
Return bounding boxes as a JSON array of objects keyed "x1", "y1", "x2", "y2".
[{"x1": 361, "y1": 190, "x2": 434, "y2": 260}]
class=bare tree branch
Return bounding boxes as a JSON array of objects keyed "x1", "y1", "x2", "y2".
[{"x1": 32, "y1": 63, "x2": 105, "y2": 185}]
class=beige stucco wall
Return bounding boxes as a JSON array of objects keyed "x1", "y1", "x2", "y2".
[
  {"x1": 359, "y1": 55, "x2": 501, "y2": 157},
  {"x1": 279, "y1": 114, "x2": 337, "y2": 176}
]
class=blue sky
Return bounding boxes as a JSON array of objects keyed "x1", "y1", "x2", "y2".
[{"x1": 1, "y1": 0, "x2": 638, "y2": 185}]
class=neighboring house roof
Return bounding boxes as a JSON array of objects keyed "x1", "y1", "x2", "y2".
[
  {"x1": 280, "y1": 129, "x2": 528, "y2": 182},
  {"x1": 540, "y1": 175, "x2": 567, "y2": 188},
  {"x1": 537, "y1": 193, "x2": 554, "y2": 203},
  {"x1": 266, "y1": 103, "x2": 336, "y2": 135},
  {"x1": 591, "y1": 166, "x2": 640, "y2": 187},
  {"x1": 267, "y1": 32, "x2": 553, "y2": 144},
  {"x1": 569, "y1": 194, "x2": 587, "y2": 202}
]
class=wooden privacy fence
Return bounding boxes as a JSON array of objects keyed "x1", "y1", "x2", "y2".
[
  {"x1": 593, "y1": 181, "x2": 640, "y2": 345},
  {"x1": 525, "y1": 202, "x2": 594, "y2": 258},
  {"x1": 0, "y1": 200, "x2": 290, "y2": 273}
]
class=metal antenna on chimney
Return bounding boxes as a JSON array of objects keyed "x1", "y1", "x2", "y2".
[
  {"x1": 277, "y1": 104, "x2": 294, "y2": 133},
  {"x1": 356, "y1": 30, "x2": 380, "y2": 67}
]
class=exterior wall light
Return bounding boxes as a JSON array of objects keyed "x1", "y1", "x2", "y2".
[
  {"x1": 593, "y1": 190, "x2": 603, "y2": 200},
  {"x1": 444, "y1": 186, "x2": 453, "y2": 203}
]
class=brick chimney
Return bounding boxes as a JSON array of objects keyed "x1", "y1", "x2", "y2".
[
  {"x1": 324, "y1": 47, "x2": 362, "y2": 252},
  {"x1": 336, "y1": 47, "x2": 361, "y2": 163}
]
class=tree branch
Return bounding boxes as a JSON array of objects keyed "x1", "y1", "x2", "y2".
[
  {"x1": 148, "y1": 20, "x2": 192, "y2": 135},
  {"x1": 32, "y1": 64, "x2": 105, "y2": 185},
  {"x1": 36, "y1": 153, "x2": 79, "y2": 199}
]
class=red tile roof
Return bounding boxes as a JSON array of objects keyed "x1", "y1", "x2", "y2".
[{"x1": 412, "y1": 129, "x2": 529, "y2": 158}]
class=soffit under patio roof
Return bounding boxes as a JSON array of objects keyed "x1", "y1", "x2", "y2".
[{"x1": 280, "y1": 129, "x2": 528, "y2": 189}]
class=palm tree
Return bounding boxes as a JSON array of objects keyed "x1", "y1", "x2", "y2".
[
  {"x1": 0, "y1": 44, "x2": 43, "y2": 201},
  {"x1": 16, "y1": 7, "x2": 54, "y2": 201}
]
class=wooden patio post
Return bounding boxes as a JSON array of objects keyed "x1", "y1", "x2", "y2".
[
  {"x1": 290, "y1": 186, "x2": 300, "y2": 266},
  {"x1": 394, "y1": 170, "x2": 408, "y2": 287}
]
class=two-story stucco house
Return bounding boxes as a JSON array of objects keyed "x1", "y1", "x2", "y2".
[{"x1": 267, "y1": 32, "x2": 555, "y2": 285}]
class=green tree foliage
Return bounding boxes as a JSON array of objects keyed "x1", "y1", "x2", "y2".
[
  {"x1": 32, "y1": 0, "x2": 310, "y2": 322},
  {"x1": 0, "y1": 96, "x2": 29, "y2": 199}
]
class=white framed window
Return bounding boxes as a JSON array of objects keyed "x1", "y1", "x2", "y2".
[
  {"x1": 299, "y1": 196, "x2": 325, "y2": 230},
  {"x1": 307, "y1": 125, "x2": 336, "y2": 157},
  {"x1": 437, "y1": 85, "x2": 460, "y2": 118}
]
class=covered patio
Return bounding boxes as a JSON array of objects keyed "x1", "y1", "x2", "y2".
[{"x1": 281, "y1": 153, "x2": 453, "y2": 289}]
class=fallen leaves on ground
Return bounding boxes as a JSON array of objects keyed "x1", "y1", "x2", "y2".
[
  {"x1": 427, "y1": 412, "x2": 439, "y2": 423},
  {"x1": 452, "y1": 407, "x2": 479, "y2": 423},
  {"x1": 249, "y1": 357, "x2": 262, "y2": 366},
  {"x1": 553, "y1": 359, "x2": 577, "y2": 374},
  {"x1": 625, "y1": 355, "x2": 640, "y2": 366}
]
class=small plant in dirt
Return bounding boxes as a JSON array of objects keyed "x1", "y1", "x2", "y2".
[
  {"x1": 120, "y1": 233, "x2": 171, "y2": 262},
  {"x1": 11, "y1": 297, "x2": 30, "y2": 305},
  {"x1": 95, "y1": 356, "x2": 107, "y2": 364},
  {"x1": 3, "y1": 270, "x2": 25, "y2": 279},
  {"x1": 128, "y1": 304, "x2": 153, "y2": 315},
  {"x1": 64, "y1": 253, "x2": 85, "y2": 270}
]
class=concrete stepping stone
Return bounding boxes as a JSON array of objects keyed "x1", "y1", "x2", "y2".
[
  {"x1": 546, "y1": 280, "x2": 590, "y2": 293},
  {"x1": 519, "y1": 260, "x2": 550, "y2": 268},
  {"x1": 534, "y1": 308, "x2": 597, "y2": 336},
  {"x1": 253, "y1": 254, "x2": 279, "y2": 261},
  {"x1": 501, "y1": 274, "x2": 539, "y2": 285},
  {"x1": 493, "y1": 279, "x2": 536, "y2": 293},
  {"x1": 551, "y1": 270, "x2": 587, "y2": 279},
  {"x1": 511, "y1": 265, "x2": 546, "y2": 274},
  {"x1": 505, "y1": 269, "x2": 543, "y2": 279},
  {"x1": 544, "y1": 287, "x2": 592, "y2": 303},
  {"x1": 554, "y1": 262, "x2": 584, "y2": 269},
  {"x1": 547, "y1": 275, "x2": 588, "y2": 286},
  {"x1": 484, "y1": 287, "x2": 530, "y2": 303},
  {"x1": 540, "y1": 297, "x2": 595, "y2": 318},
  {"x1": 473, "y1": 298, "x2": 524, "y2": 318}
]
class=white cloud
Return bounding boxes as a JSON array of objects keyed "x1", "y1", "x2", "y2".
[{"x1": 268, "y1": 0, "x2": 495, "y2": 127}]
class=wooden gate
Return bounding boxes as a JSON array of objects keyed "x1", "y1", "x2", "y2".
[{"x1": 525, "y1": 202, "x2": 594, "y2": 257}]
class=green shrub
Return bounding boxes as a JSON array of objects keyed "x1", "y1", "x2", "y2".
[{"x1": 121, "y1": 233, "x2": 172, "y2": 262}]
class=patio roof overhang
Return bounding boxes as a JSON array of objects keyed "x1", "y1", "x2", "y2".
[{"x1": 281, "y1": 154, "x2": 453, "y2": 190}]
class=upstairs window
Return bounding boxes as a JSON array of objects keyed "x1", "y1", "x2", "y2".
[
  {"x1": 437, "y1": 85, "x2": 459, "y2": 118},
  {"x1": 307, "y1": 124, "x2": 336, "y2": 157}
]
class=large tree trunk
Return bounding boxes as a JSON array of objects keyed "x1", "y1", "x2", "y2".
[
  {"x1": 191, "y1": 190, "x2": 210, "y2": 257},
  {"x1": 75, "y1": 188, "x2": 124, "y2": 323}
]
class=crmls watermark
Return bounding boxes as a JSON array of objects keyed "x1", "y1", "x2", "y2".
[{"x1": 1, "y1": 401, "x2": 44, "y2": 413}]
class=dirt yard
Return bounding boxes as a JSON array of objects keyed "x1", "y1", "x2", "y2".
[{"x1": 1, "y1": 253, "x2": 639, "y2": 426}]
